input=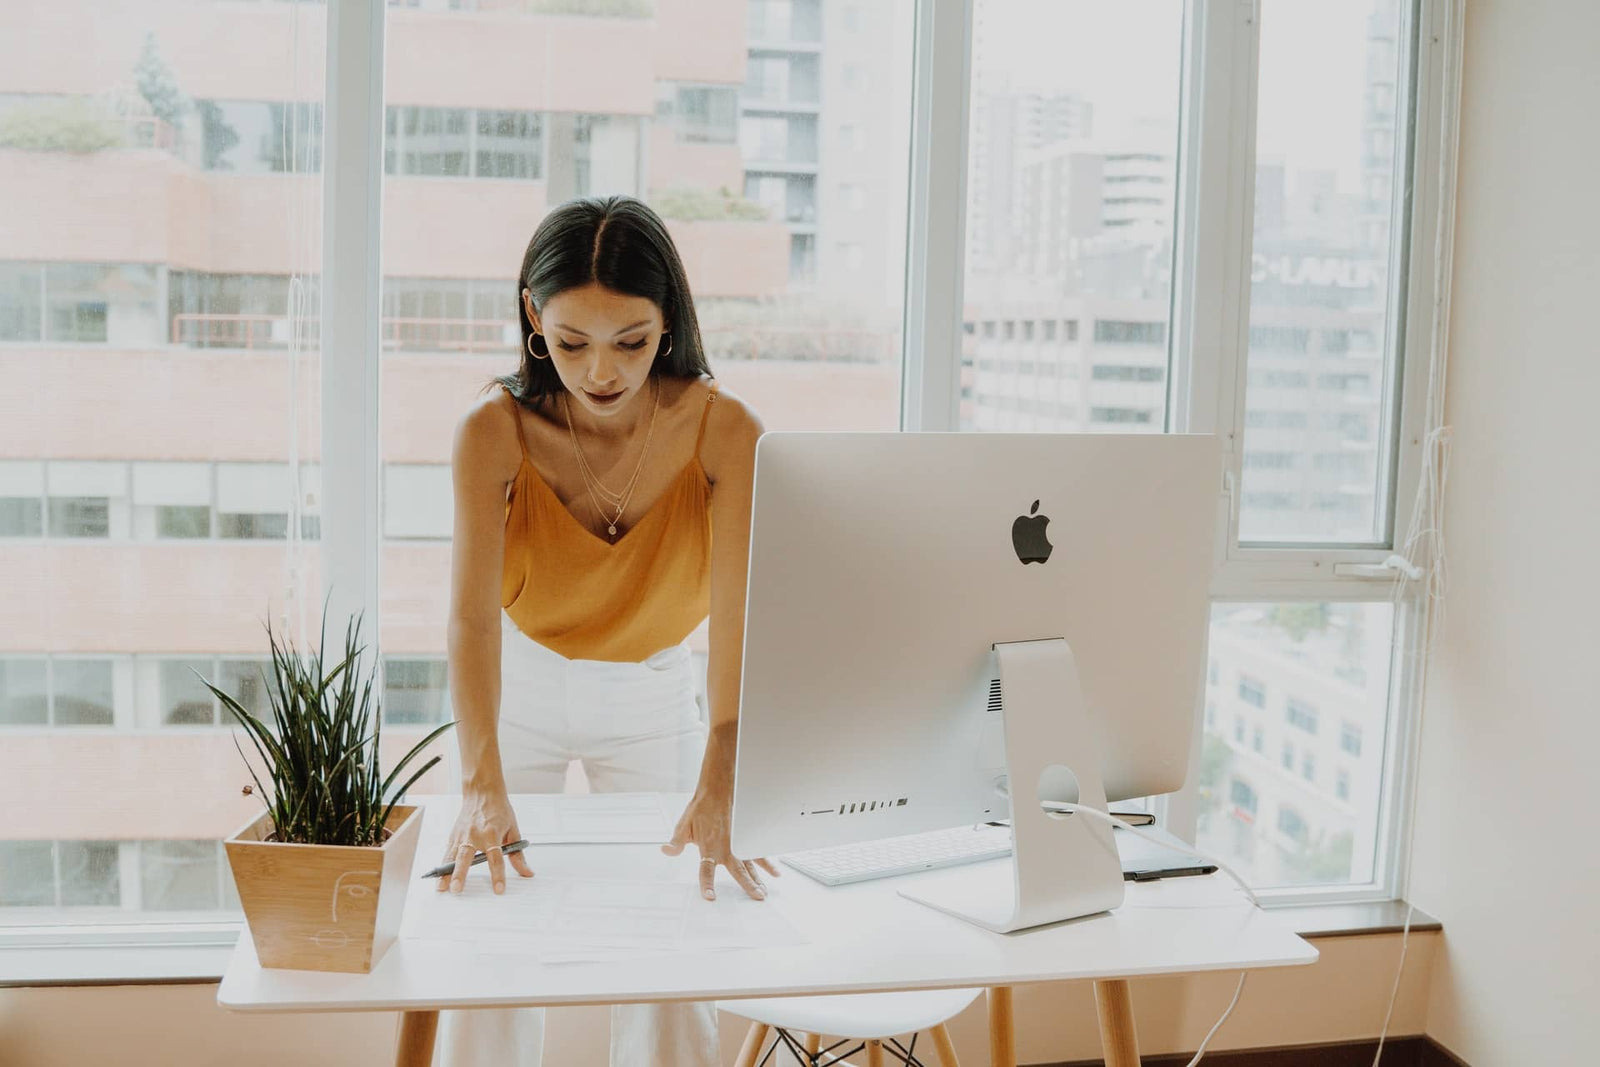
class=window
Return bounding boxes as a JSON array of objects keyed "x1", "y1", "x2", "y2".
[
  {"x1": 1238, "y1": 676, "x2": 1266, "y2": 708},
  {"x1": 1252, "y1": 726, "x2": 1264, "y2": 754},
  {"x1": 656, "y1": 82, "x2": 740, "y2": 146},
  {"x1": 474, "y1": 110, "x2": 544, "y2": 178},
  {"x1": 0, "y1": 659, "x2": 49, "y2": 725},
  {"x1": 1286, "y1": 699, "x2": 1319, "y2": 735},
  {"x1": 1197, "y1": 603, "x2": 1396, "y2": 889},
  {"x1": 1093, "y1": 321, "x2": 1168, "y2": 346},
  {"x1": 143, "y1": 657, "x2": 273, "y2": 728},
  {"x1": 1091, "y1": 407, "x2": 1154, "y2": 424},
  {"x1": 1237, "y1": 1, "x2": 1411, "y2": 543},
  {"x1": 192, "y1": 101, "x2": 324, "y2": 174},
  {"x1": 47, "y1": 659, "x2": 116, "y2": 726},
  {"x1": 377, "y1": 0, "x2": 913, "y2": 793},
  {"x1": 1341, "y1": 721, "x2": 1363, "y2": 757},
  {"x1": 384, "y1": 658, "x2": 450, "y2": 725},
  {"x1": 384, "y1": 465, "x2": 453, "y2": 540},
  {"x1": 0, "y1": 0, "x2": 1451, "y2": 947},
  {"x1": 1277, "y1": 805, "x2": 1308, "y2": 844},
  {"x1": 962, "y1": 1, "x2": 1180, "y2": 432},
  {"x1": 1092, "y1": 365, "x2": 1166, "y2": 382},
  {"x1": 1229, "y1": 778, "x2": 1257, "y2": 817},
  {"x1": 0, "y1": 841, "x2": 120, "y2": 908},
  {"x1": 0, "y1": 261, "x2": 154, "y2": 346},
  {"x1": 1, "y1": 1, "x2": 326, "y2": 932}
]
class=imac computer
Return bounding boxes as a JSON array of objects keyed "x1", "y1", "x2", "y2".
[{"x1": 729, "y1": 431, "x2": 1220, "y2": 932}]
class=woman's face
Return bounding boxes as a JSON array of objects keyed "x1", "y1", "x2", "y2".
[{"x1": 525, "y1": 283, "x2": 667, "y2": 422}]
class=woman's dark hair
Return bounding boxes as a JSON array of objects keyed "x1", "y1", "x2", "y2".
[{"x1": 491, "y1": 196, "x2": 711, "y2": 409}]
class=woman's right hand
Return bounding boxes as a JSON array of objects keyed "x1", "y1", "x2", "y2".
[{"x1": 439, "y1": 789, "x2": 535, "y2": 895}]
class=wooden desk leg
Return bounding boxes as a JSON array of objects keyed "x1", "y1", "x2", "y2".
[
  {"x1": 735, "y1": 1022, "x2": 771, "y2": 1067},
  {"x1": 395, "y1": 1010, "x2": 439, "y2": 1067},
  {"x1": 1094, "y1": 979, "x2": 1141, "y2": 1067},
  {"x1": 987, "y1": 986, "x2": 1016, "y2": 1067}
]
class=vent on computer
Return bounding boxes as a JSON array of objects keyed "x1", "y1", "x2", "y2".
[{"x1": 801, "y1": 798, "x2": 909, "y2": 816}]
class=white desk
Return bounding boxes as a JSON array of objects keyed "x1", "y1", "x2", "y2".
[{"x1": 218, "y1": 796, "x2": 1317, "y2": 1067}]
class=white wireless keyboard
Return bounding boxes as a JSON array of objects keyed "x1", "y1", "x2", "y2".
[{"x1": 781, "y1": 824, "x2": 1014, "y2": 886}]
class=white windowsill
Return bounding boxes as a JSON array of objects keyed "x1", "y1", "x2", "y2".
[{"x1": 0, "y1": 902, "x2": 1441, "y2": 988}]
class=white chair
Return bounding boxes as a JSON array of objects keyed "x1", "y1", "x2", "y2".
[{"x1": 718, "y1": 987, "x2": 982, "y2": 1067}]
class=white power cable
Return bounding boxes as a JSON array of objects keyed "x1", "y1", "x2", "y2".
[
  {"x1": 1367, "y1": 3, "x2": 1465, "y2": 1062},
  {"x1": 1052, "y1": 803, "x2": 1258, "y2": 1066}
]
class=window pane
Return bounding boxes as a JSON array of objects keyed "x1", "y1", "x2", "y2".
[
  {"x1": 215, "y1": 658, "x2": 274, "y2": 725},
  {"x1": 962, "y1": 0, "x2": 1183, "y2": 432},
  {"x1": 57, "y1": 840, "x2": 121, "y2": 908},
  {"x1": 0, "y1": 841, "x2": 55, "y2": 907},
  {"x1": 1236, "y1": 1, "x2": 1409, "y2": 543},
  {"x1": 0, "y1": 497, "x2": 43, "y2": 537},
  {"x1": 0, "y1": 262, "x2": 44, "y2": 341},
  {"x1": 52, "y1": 659, "x2": 115, "y2": 726},
  {"x1": 0, "y1": 659, "x2": 49, "y2": 726},
  {"x1": 384, "y1": 658, "x2": 450, "y2": 725},
  {"x1": 159, "y1": 659, "x2": 217, "y2": 726},
  {"x1": 1196, "y1": 603, "x2": 1395, "y2": 889},
  {"x1": 0, "y1": 0, "x2": 322, "y2": 926},
  {"x1": 380, "y1": 0, "x2": 913, "y2": 720},
  {"x1": 140, "y1": 840, "x2": 221, "y2": 911}
]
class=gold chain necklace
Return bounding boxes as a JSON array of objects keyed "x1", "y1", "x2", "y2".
[{"x1": 563, "y1": 379, "x2": 660, "y2": 539}]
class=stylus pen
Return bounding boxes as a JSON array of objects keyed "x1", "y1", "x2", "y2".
[{"x1": 420, "y1": 839, "x2": 531, "y2": 880}]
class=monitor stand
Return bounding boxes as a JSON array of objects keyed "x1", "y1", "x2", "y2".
[{"x1": 898, "y1": 637, "x2": 1125, "y2": 933}]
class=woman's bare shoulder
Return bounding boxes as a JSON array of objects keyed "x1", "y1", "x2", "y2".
[
  {"x1": 453, "y1": 385, "x2": 525, "y2": 485},
  {"x1": 695, "y1": 377, "x2": 764, "y2": 484}
]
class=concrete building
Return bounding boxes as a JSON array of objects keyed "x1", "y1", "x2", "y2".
[{"x1": 0, "y1": 0, "x2": 904, "y2": 919}]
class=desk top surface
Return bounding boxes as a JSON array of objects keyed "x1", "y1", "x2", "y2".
[{"x1": 218, "y1": 795, "x2": 1317, "y2": 1013}]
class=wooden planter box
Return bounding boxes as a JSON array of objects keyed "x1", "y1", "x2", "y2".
[{"x1": 224, "y1": 805, "x2": 423, "y2": 973}]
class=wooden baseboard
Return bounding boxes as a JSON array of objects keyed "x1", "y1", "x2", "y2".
[{"x1": 1036, "y1": 1035, "x2": 1468, "y2": 1067}]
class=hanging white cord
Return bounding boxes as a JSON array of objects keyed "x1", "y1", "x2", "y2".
[
  {"x1": 1051, "y1": 804, "x2": 1257, "y2": 1066},
  {"x1": 1370, "y1": 4, "x2": 1464, "y2": 1063},
  {"x1": 279, "y1": 1, "x2": 317, "y2": 648}
]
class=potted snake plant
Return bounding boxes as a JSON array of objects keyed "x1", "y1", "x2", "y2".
[{"x1": 205, "y1": 604, "x2": 452, "y2": 973}]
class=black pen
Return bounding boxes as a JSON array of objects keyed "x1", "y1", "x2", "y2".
[{"x1": 420, "y1": 840, "x2": 532, "y2": 881}]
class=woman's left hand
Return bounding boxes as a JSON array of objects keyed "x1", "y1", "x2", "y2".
[{"x1": 662, "y1": 784, "x2": 780, "y2": 902}]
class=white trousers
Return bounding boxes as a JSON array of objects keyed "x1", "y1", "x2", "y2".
[{"x1": 436, "y1": 612, "x2": 718, "y2": 1067}]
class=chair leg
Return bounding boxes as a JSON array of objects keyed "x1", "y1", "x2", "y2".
[
  {"x1": 930, "y1": 1024, "x2": 961, "y2": 1067},
  {"x1": 735, "y1": 1022, "x2": 771, "y2": 1067},
  {"x1": 866, "y1": 1040, "x2": 885, "y2": 1067},
  {"x1": 805, "y1": 1032, "x2": 822, "y2": 1062}
]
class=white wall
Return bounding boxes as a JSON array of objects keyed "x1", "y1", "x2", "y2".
[{"x1": 1408, "y1": 2, "x2": 1600, "y2": 1064}]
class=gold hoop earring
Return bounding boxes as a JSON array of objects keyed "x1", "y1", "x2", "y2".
[{"x1": 527, "y1": 332, "x2": 549, "y2": 360}]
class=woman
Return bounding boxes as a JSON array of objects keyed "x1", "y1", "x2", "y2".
[{"x1": 437, "y1": 195, "x2": 777, "y2": 1066}]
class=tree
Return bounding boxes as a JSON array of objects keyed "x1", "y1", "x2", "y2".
[
  {"x1": 135, "y1": 32, "x2": 189, "y2": 130},
  {"x1": 1269, "y1": 602, "x2": 1330, "y2": 642}
]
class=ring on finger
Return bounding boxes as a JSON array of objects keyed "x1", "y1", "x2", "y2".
[{"x1": 699, "y1": 857, "x2": 717, "y2": 867}]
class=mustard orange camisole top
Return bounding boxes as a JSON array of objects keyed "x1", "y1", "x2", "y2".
[{"x1": 500, "y1": 380, "x2": 718, "y2": 663}]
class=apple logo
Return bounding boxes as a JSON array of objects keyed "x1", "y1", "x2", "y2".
[{"x1": 1012, "y1": 500, "x2": 1053, "y2": 564}]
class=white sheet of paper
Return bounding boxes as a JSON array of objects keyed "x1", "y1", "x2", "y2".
[
  {"x1": 405, "y1": 875, "x2": 807, "y2": 964},
  {"x1": 513, "y1": 793, "x2": 682, "y2": 844}
]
